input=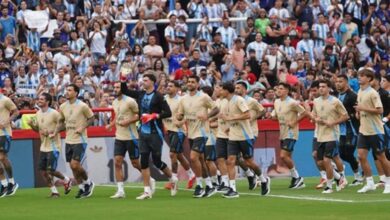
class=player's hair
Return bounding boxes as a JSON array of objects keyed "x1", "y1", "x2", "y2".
[
  {"x1": 357, "y1": 68, "x2": 375, "y2": 81},
  {"x1": 310, "y1": 80, "x2": 320, "y2": 89},
  {"x1": 236, "y1": 81, "x2": 248, "y2": 90},
  {"x1": 278, "y1": 82, "x2": 291, "y2": 91},
  {"x1": 336, "y1": 74, "x2": 349, "y2": 82},
  {"x1": 168, "y1": 80, "x2": 181, "y2": 88},
  {"x1": 318, "y1": 79, "x2": 332, "y2": 88},
  {"x1": 143, "y1": 73, "x2": 157, "y2": 83},
  {"x1": 201, "y1": 86, "x2": 214, "y2": 97},
  {"x1": 222, "y1": 82, "x2": 235, "y2": 93},
  {"x1": 67, "y1": 84, "x2": 80, "y2": 96},
  {"x1": 40, "y1": 93, "x2": 52, "y2": 106},
  {"x1": 384, "y1": 75, "x2": 390, "y2": 82},
  {"x1": 188, "y1": 75, "x2": 200, "y2": 83}
]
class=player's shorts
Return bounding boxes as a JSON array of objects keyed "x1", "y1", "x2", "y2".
[
  {"x1": 216, "y1": 138, "x2": 228, "y2": 159},
  {"x1": 280, "y1": 139, "x2": 296, "y2": 152},
  {"x1": 312, "y1": 138, "x2": 319, "y2": 152},
  {"x1": 139, "y1": 133, "x2": 163, "y2": 155},
  {"x1": 357, "y1": 134, "x2": 386, "y2": 155},
  {"x1": 317, "y1": 141, "x2": 339, "y2": 160},
  {"x1": 65, "y1": 143, "x2": 86, "y2": 162},
  {"x1": 227, "y1": 140, "x2": 253, "y2": 159},
  {"x1": 0, "y1": 135, "x2": 11, "y2": 153},
  {"x1": 114, "y1": 139, "x2": 139, "y2": 159},
  {"x1": 39, "y1": 151, "x2": 59, "y2": 172},
  {"x1": 188, "y1": 137, "x2": 207, "y2": 153},
  {"x1": 167, "y1": 131, "x2": 185, "y2": 153},
  {"x1": 205, "y1": 145, "x2": 216, "y2": 161},
  {"x1": 339, "y1": 132, "x2": 358, "y2": 149}
]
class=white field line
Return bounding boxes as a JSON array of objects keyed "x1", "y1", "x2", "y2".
[{"x1": 100, "y1": 184, "x2": 390, "y2": 203}]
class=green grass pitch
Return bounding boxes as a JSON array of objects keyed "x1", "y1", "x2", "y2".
[{"x1": 0, "y1": 177, "x2": 389, "y2": 220}]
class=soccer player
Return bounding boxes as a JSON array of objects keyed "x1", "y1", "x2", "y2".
[
  {"x1": 311, "y1": 80, "x2": 349, "y2": 193},
  {"x1": 0, "y1": 88, "x2": 19, "y2": 197},
  {"x1": 355, "y1": 69, "x2": 390, "y2": 193},
  {"x1": 176, "y1": 75, "x2": 219, "y2": 198},
  {"x1": 370, "y1": 74, "x2": 390, "y2": 187},
  {"x1": 121, "y1": 74, "x2": 177, "y2": 199},
  {"x1": 28, "y1": 93, "x2": 71, "y2": 198},
  {"x1": 56, "y1": 84, "x2": 95, "y2": 199},
  {"x1": 335, "y1": 75, "x2": 363, "y2": 186},
  {"x1": 163, "y1": 81, "x2": 196, "y2": 189},
  {"x1": 219, "y1": 82, "x2": 270, "y2": 198},
  {"x1": 271, "y1": 83, "x2": 306, "y2": 189},
  {"x1": 235, "y1": 81, "x2": 265, "y2": 190},
  {"x1": 106, "y1": 82, "x2": 142, "y2": 199}
]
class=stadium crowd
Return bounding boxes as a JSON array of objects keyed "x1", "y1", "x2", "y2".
[{"x1": 0, "y1": 0, "x2": 389, "y2": 127}]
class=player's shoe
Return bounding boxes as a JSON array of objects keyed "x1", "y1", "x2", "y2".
[
  {"x1": 315, "y1": 178, "x2": 327, "y2": 189},
  {"x1": 248, "y1": 176, "x2": 257, "y2": 190},
  {"x1": 136, "y1": 192, "x2": 152, "y2": 200},
  {"x1": 357, "y1": 184, "x2": 376, "y2": 193},
  {"x1": 187, "y1": 175, "x2": 196, "y2": 189},
  {"x1": 164, "y1": 182, "x2": 172, "y2": 190},
  {"x1": 217, "y1": 175, "x2": 222, "y2": 185},
  {"x1": 75, "y1": 189, "x2": 84, "y2": 199},
  {"x1": 322, "y1": 187, "x2": 333, "y2": 194},
  {"x1": 375, "y1": 180, "x2": 385, "y2": 188},
  {"x1": 203, "y1": 185, "x2": 217, "y2": 198},
  {"x1": 383, "y1": 184, "x2": 390, "y2": 194},
  {"x1": 349, "y1": 179, "x2": 363, "y2": 186},
  {"x1": 193, "y1": 185, "x2": 205, "y2": 198},
  {"x1": 110, "y1": 191, "x2": 125, "y2": 199},
  {"x1": 0, "y1": 185, "x2": 7, "y2": 198},
  {"x1": 261, "y1": 177, "x2": 271, "y2": 196},
  {"x1": 82, "y1": 181, "x2": 95, "y2": 198},
  {"x1": 49, "y1": 192, "x2": 60, "y2": 198},
  {"x1": 222, "y1": 188, "x2": 239, "y2": 199},
  {"x1": 217, "y1": 182, "x2": 230, "y2": 193},
  {"x1": 6, "y1": 183, "x2": 19, "y2": 196},
  {"x1": 291, "y1": 177, "x2": 305, "y2": 189},
  {"x1": 150, "y1": 178, "x2": 156, "y2": 194},
  {"x1": 170, "y1": 179, "x2": 178, "y2": 196},
  {"x1": 63, "y1": 179, "x2": 72, "y2": 195}
]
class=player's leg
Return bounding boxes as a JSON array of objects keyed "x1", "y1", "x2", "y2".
[
  {"x1": 280, "y1": 139, "x2": 304, "y2": 189},
  {"x1": 177, "y1": 153, "x2": 195, "y2": 188},
  {"x1": 68, "y1": 144, "x2": 93, "y2": 198},
  {"x1": 136, "y1": 133, "x2": 153, "y2": 199},
  {"x1": 357, "y1": 135, "x2": 376, "y2": 193},
  {"x1": 237, "y1": 154, "x2": 256, "y2": 190},
  {"x1": 372, "y1": 135, "x2": 390, "y2": 193},
  {"x1": 203, "y1": 144, "x2": 217, "y2": 197},
  {"x1": 0, "y1": 136, "x2": 16, "y2": 197},
  {"x1": 38, "y1": 152, "x2": 57, "y2": 197},
  {"x1": 189, "y1": 137, "x2": 207, "y2": 198},
  {"x1": 312, "y1": 138, "x2": 327, "y2": 189},
  {"x1": 111, "y1": 140, "x2": 126, "y2": 198},
  {"x1": 216, "y1": 138, "x2": 229, "y2": 192},
  {"x1": 128, "y1": 140, "x2": 141, "y2": 172}
]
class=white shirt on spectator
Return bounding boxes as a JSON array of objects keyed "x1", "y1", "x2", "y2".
[
  {"x1": 216, "y1": 26, "x2": 237, "y2": 49},
  {"x1": 296, "y1": 39, "x2": 315, "y2": 64},
  {"x1": 53, "y1": 53, "x2": 74, "y2": 70},
  {"x1": 269, "y1": 7, "x2": 290, "y2": 29},
  {"x1": 165, "y1": 25, "x2": 176, "y2": 51},
  {"x1": 89, "y1": 30, "x2": 107, "y2": 54},
  {"x1": 246, "y1": 41, "x2": 268, "y2": 60}
]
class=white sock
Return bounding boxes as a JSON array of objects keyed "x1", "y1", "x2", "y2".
[
  {"x1": 144, "y1": 186, "x2": 151, "y2": 194},
  {"x1": 259, "y1": 174, "x2": 267, "y2": 183},
  {"x1": 217, "y1": 170, "x2": 221, "y2": 176},
  {"x1": 1, "y1": 179, "x2": 7, "y2": 187},
  {"x1": 51, "y1": 186, "x2": 58, "y2": 193},
  {"x1": 326, "y1": 179, "x2": 332, "y2": 189},
  {"x1": 366, "y1": 176, "x2": 375, "y2": 186},
  {"x1": 211, "y1": 175, "x2": 218, "y2": 184},
  {"x1": 187, "y1": 169, "x2": 195, "y2": 178},
  {"x1": 196, "y1": 177, "x2": 203, "y2": 187},
  {"x1": 222, "y1": 175, "x2": 229, "y2": 186},
  {"x1": 8, "y1": 178, "x2": 14, "y2": 184},
  {"x1": 170, "y1": 174, "x2": 178, "y2": 182},
  {"x1": 333, "y1": 170, "x2": 341, "y2": 180},
  {"x1": 386, "y1": 177, "x2": 390, "y2": 185},
  {"x1": 205, "y1": 177, "x2": 213, "y2": 188},
  {"x1": 78, "y1": 184, "x2": 85, "y2": 191},
  {"x1": 290, "y1": 168, "x2": 299, "y2": 178},
  {"x1": 63, "y1": 176, "x2": 70, "y2": 182},
  {"x1": 245, "y1": 169, "x2": 254, "y2": 177},
  {"x1": 172, "y1": 173, "x2": 178, "y2": 179},
  {"x1": 339, "y1": 171, "x2": 345, "y2": 177},
  {"x1": 82, "y1": 179, "x2": 91, "y2": 185},
  {"x1": 229, "y1": 180, "x2": 236, "y2": 191},
  {"x1": 117, "y1": 182, "x2": 124, "y2": 192},
  {"x1": 320, "y1": 171, "x2": 327, "y2": 179},
  {"x1": 354, "y1": 172, "x2": 360, "y2": 180},
  {"x1": 380, "y1": 175, "x2": 386, "y2": 182}
]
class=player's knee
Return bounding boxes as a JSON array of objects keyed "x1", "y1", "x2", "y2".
[
  {"x1": 170, "y1": 152, "x2": 177, "y2": 161},
  {"x1": 114, "y1": 158, "x2": 123, "y2": 167},
  {"x1": 70, "y1": 161, "x2": 80, "y2": 170},
  {"x1": 227, "y1": 156, "x2": 236, "y2": 166},
  {"x1": 190, "y1": 154, "x2": 198, "y2": 164}
]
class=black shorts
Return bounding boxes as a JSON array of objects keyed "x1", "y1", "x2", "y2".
[
  {"x1": 312, "y1": 138, "x2": 319, "y2": 152},
  {"x1": 357, "y1": 134, "x2": 386, "y2": 155},
  {"x1": 167, "y1": 131, "x2": 185, "y2": 153},
  {"x1": 280, "y1": 139, "x2": 296, "y2": 152},
  {"x1": 227, "y1": 140, "x2": 253, "y2": 159},
  {"x1": 114, "y1": 139, "x2": 140, "y2": 159},
  {"x1": 317, "y1": 141, "x2": 339, "y2": 160},
  {"x1": 39, "y1": 151, "x2": 59, "y2": 172},
  {"x1": 339, "y1": 132, "x2": 358, "y2": 149},
  {"x1": 189, "y1": 137, "x2": 207, "y2": 153},
  {"x1": 0, "y1": 135, "x2": 11, "y2": 153},
  {"x1": 139, "y1": 133, "x2": 162, "y2": 154},
  {"x1": 216, "y1": 138, "x2": 228, "y2": 159},
  {"x1": 205, "y1": 145, "x2": 216, "y2": 161},
  {"x1": 65, "y1": 143, "x2": 86, "y2": 162}
]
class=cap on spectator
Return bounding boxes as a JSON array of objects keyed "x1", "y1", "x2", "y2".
[
  {"x1": 247, "y1": 73, "x2": 257, "y2": 85},
  {"x1": 286, "y1": 74, "x2": 299, "y2": 86},
  {"x1": 180, "y1": 57, "x2": 189, "y2": 63}
]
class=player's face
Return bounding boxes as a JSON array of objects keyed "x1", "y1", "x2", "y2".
[
  {"x1": 113, "y1": 83, "x2": 122, "y2": 96},
  {"x1": 143, "y1": 77, "x2": 154, "y2": 90},
  {"x1": 381, "y1": 78, "x2": 389, "y2": 88},
  {"x1": 234, "y1": 84, "x2": 245, "y2": 96},
  {"x1": 335, "y1": 78, "x2": 347, "y2": 91},
  {"x1": 166, "y1": 83, "x2": 176, "y2": 95},
  {"x1": 319, "y1": 83, "x2": 329, "y2": 96},
  {"x1": 277, "y1": 86, "x2": 288, "y2": 97},
  {"x1": 358, "y1": 74, "x2": 369, "y2": 85},
  {"x1": 310, "y1": 87, "x2": 320, "y2": 98},
  {"x1": 66, "y1": 87, "x2": 77, "y2": 100},
  {"x1": 37, "y1": 96, "x2": 48, "y2": 108},
  {"x1": 186, "y1": 78, "x2": 198, "y2": 91}
]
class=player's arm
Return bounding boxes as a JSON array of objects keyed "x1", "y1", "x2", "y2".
[
  {"x1": 176, "y1": 99, "x2": 185, "y2": 121},
  {"x1": 288, "y1": 103, "x2": 308, "y2": 128},
  {"x1": 269, "y1": 109, "x2": 278, "y2": 120},
  {"x1": 158, "y1": 96, "x2": 172, "y2": 119},
  {"x1": 120, "y1": 79, "x2": 140, "y2": 100},
  {"x1": 354, "y1": 92, "x2": 383, "y2": 115},
  {"x1": 222, "y1": 110, "x2": 250, "y2": 121},
  {"x1": 207, "y1": 106, "x2": 220, "y2": 119}
]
